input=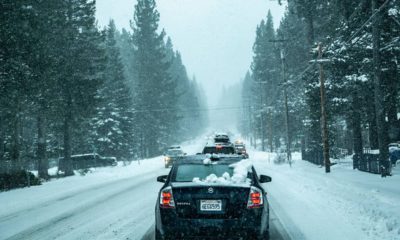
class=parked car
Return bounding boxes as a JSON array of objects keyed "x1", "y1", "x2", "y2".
[
  {"x1": 58, "y1": 153, "x2": 117, "y2": 172},
  {"x1": 389, "y1": 143, "x2": 400, "y2": 165},
  {"x1": 164, "y1": 148, "x2": 185, "y2": 168},
  {"x1": 155, "y1": 155, "x2": 272, "y2": 239}
]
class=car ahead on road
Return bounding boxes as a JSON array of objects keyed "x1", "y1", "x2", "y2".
[
  {"x1": 58, "y1": 153, "x2": 117, "y2": 173},
  {"x1": 214, "y1": 133, "x2": 231, "y2": 143},
  {"x1": 234, "y1": 142, "x2": 249, "y2": 159},
  {"x1": 202, "y1": 142, "x2": 236, "y2": 155},
  {"x1": 164, "y1": 148, "x2": 186, "y2": 168},
  {"x1": 155, "y1": 155, "x2": 272, "y2": 239}
]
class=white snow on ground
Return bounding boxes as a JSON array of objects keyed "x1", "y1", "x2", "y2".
[
  {"x1": 2, "y1": 132, "x2": 399, "y2": 240},
  {"x1": 251, "y1": 149, "x2": 400, "y2": 240},
  {"x1": 0, "y1": 137, "x2": 208, "y2": 240}
]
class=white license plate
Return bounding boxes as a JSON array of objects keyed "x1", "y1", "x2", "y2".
[{"x1": 200, "y1": 200, "x2": 222, "y2": 211}]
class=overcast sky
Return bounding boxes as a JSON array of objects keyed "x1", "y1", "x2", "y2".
[{"x1": 96, "y1": 0, "x2": 286, "y2": 105}]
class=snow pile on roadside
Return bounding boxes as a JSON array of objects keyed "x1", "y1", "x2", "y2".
[
  {"x1": 250, "y1": 150, "x2": 400, "y2": 240},
  {"x1": 0, "y1": 156, "x2": 166, "y2": 217},
  {"x1": 193, "y1": 159, "x2": 252, "y2": 185}
]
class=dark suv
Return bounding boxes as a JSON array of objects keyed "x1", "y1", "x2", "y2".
[{"x1": 155, "y1": 155, "x2": 272, "y2": 239}]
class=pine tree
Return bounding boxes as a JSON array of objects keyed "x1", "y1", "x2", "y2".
[
  {"x1": 92, "y1": 20, "x2": 134, "y2": 160},
  {"x1": 56, "y1": 0, "x2": 105, "y2": 176},
  {"x1": 131, "y1": 0, "x2": 176, "y2": 157}
]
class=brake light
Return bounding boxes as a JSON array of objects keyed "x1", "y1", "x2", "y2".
[
  {"x1": 160, "y1": 186, "x2": 175, "y2": 208},
  {"x1": 216, "y1": 145, "x2": 223, "y2": 149},
  {"x1": 247, "y1": 186, "x2": 264, "y2": 209}
]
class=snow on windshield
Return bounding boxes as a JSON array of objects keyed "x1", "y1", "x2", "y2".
[{"x1": 193, "y1": 159, "x2": 253, "y2": 185}]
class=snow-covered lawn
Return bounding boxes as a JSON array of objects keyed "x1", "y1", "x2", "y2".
[{"x1": 252, "y1": 150, "x2": 400, "y2": 240}]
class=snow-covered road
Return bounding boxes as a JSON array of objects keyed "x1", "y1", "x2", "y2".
[
  {"x1": 0, "y1": 158, "x2": 170, "y2": 240},
  {"x1": 2, "y1": 136, "x2": 398, "y2": 240},
  {"x1": 0, "y1": 137, "x2": 292, "y2": 240}
]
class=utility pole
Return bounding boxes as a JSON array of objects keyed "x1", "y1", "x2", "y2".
[{"x1": 318, "y1": 43, "x2": 331, "y2": 173}]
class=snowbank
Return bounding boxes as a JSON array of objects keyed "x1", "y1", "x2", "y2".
[{"x1": 250, "y1": 150, "x2": 400, "y2": 240}]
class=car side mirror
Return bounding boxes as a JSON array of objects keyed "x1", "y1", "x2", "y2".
[
  {"x1": 259, "y1": 175, "x2": 272, "y2": 183},
  {"x1": 157, "y1": 175, "x2": 168, "y2": 183}
]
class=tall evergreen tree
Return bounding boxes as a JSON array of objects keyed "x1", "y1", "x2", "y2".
[
  {"x1": 56, "y1": 0, "x2": 105, "y2": 176},
  {"x1": 131, "y1": 0, "x2": 177, "y2": 157},
  {"x1": 91, "y1": 20, "x2": 135, "y2": 160}
]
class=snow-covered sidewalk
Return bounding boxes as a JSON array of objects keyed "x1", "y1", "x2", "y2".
[{"x1": 251, "y1": 150, "x2": 400, "y2": 240}]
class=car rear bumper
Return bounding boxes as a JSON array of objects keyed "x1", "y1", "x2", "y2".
[
  {"x1": 156, "y1": 210, "x2": 268, "y2": 238},
  {"x1": 161, "y1": 219, "x2": 262, "y2": 238}
]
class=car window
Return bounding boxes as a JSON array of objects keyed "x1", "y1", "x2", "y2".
[
  {"x1": 202, "y1": 147, "x2": 235, "y2": 154},
  {"x1": 174, "y1": 164, "x2": 234, "y2": 182}
]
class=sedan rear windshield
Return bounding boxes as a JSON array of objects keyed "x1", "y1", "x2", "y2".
[
  {"x1": 174, "y1": 164, "x2": 234, "y2": 182},
  {"x1": 202, "y1": 146, "x2": 235, "y2": 154}
]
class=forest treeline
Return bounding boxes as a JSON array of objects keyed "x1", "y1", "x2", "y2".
[
  {"x1": 240, "y1": 0, "x2": 399, "y2": 166},
  {"x1": 0, "y1": 0, "x2": 207, "y2": 179}
]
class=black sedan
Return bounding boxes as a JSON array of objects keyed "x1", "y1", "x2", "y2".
[{"x1": 155, "y1": 155, "x2": 272, "y2": 239}]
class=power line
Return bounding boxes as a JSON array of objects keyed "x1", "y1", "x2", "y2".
[{"x1": 346, "y1": 0, "x2": 391, "y2": 46}]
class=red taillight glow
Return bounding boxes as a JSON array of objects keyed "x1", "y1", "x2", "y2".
[
  {"x1": 247, "y1": 187, "x2": 264, "y2": 209},
  {"x1": 216, "y1": 145, "x2": 223, "y2": 149},
  {"x1": 160, "y1": 187, "x2": 175, "y2": 208},
  {"x1": 250, "y1": 192, "x2": 261, "y2": 204}
]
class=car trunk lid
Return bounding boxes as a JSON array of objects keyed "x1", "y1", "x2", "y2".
[{"x1": 171, "y1": 182, "x2": 250, "y2": 219}]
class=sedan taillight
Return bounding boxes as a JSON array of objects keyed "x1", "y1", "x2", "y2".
[
  {"x1": 247, "y1": 186, "x2": 264, "y2": 209},
  {"x1": 160, "y1": 186, "x2": 175, "y2": 208}
]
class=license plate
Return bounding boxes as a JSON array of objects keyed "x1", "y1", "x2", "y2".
[{"x1": 200, "y1": 200, "x2": 222, "y2": 211}]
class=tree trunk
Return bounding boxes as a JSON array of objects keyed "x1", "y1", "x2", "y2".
[
  {"x1": 37, "y1": 112, "x2": 49, "y2": 179},
  {"x1": 382, "y1": 14, "x2": 398, "y2": 142},
  {"x1": 11, "y1": 103, "x2": 21, "y2": 173},
  {"x1": 63, "y1": 105, "x2": 74, "y2": 176},
  {"x1": 372, "y1": 0, "x2": 389, "y2": 163},
  {"x1": 351, "y1": 88, "x2": 363, "y2": 155},
  {"x1": 368, "y1": 108, "x2": 379, "y2": 149}
]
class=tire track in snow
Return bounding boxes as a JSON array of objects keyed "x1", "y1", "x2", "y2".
[
  {"x1": 0, "y1": 169, "x2": 157, "y2": 224},
  {"x1": 3, "y1": 171, "x2": 162, "y2": 240}
]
